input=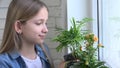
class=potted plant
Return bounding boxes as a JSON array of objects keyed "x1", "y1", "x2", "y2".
[{"x1": 53, "y1": 18, "x2": 109, "y2": 68}]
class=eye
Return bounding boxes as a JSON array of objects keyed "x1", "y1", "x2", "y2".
[
  {"x1": 35, "y1": 22, "x2": 42, "y2": 25},
  {"x1": 35, "y1": 21, "x2": 43, "y2": 25}
]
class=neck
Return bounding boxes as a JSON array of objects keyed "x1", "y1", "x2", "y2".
[{"x1": 19, "y1": 43, "x2": 37, "y2": 60}]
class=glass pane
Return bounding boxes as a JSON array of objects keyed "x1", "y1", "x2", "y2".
[{"x1": 101, "y1": 0, "x2": 120, "y2": 68}]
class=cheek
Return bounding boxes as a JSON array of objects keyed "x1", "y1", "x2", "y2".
[
  {"x1": 23, "y1": 28, "x2": 39, "y2": 36},
  {"x1": 21, "y1": 29, "x2": 40, "y2": 43},
  {"x1": 31, "y1": 27, "x2": 43, "y2": 34},
  {"x1": 22, "y1": 26, "x2": 43, "y2": 39},
  {"x1": 22, "y1": 24, "x2": 40, "y2": 33},
  {"x1": 21, "y1": 25, "x2": 44, "y2": 44},
  {"x1": 21, "y1": 24, "x2": 43, "y2": 37}
]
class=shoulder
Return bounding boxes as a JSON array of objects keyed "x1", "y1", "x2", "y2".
[
  {"x1": 0, "y1": 53, "x2": 10, "y2": 68},
  {"x1": 0, "y1": 53, "x2": 9, "y2": 61}
]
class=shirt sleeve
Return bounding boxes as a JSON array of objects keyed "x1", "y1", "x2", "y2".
[{"x1": 0, "y1": 60, "x2": 9, "y2": 68}]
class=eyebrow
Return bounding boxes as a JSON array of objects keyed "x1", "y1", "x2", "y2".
[{"x1": 34, "y1": 19, "x2": 48, "y2": 22}]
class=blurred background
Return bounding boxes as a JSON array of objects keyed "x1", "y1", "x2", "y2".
[{"x1": 0, "y1": 0, "x2": 120, "y2": 68}]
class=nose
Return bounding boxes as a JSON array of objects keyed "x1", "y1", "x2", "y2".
[{"x1": 42, "y1": 24, "x2": 48, "y2": 33}]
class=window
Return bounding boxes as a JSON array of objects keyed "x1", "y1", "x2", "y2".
[
  {"x1": 96, "y1": 0, "x2": 120, "y2": 68},
  {"x1": 67, "y1": 0, "x2": 120, "y2": 68}
]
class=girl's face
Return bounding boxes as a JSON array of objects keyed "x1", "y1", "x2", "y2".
[{"x1": 21, "y1": 7, "x2": 48, "y2": 45}]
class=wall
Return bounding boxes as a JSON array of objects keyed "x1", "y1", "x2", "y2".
[
  {"x1": 0, "y1": 0, "x2": 67, "y2": 68},
  {"x1": 0, "y1": 0, "x2": 11, "y2": 43},
  {"x1": 67, "y1": 0, "x2": 92, "y2": 30}
]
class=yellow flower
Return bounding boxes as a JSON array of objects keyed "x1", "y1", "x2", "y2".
[
  {"x1": 93, "y1": 35, "x2": 98, "y2": 42},
  {"x1": 85, "y1": 34, "x2": 90, "y2": 39},
  {"x1": 85, "y1": 61, "x2": 89, "y2": 65},
  {"x1": 80, "y1": 46, "x2": 82, "y2": 51}
]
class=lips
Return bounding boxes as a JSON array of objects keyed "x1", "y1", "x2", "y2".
[{"x1": 38, "y1": 35, "x2": 45, "y2": 39}]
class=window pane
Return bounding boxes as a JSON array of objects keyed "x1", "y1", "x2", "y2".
[{"x1": 101, "y1": 0, "x2": 120, "y2": 68}]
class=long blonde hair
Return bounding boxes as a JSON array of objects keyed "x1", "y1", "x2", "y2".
[{"x1": 0, "y1": 0, "x2": 54, "y2": 67}]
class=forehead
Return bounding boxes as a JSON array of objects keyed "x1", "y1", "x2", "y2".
[{"x1": 27, "y1": 7, "x2": 48, "y2": 22}]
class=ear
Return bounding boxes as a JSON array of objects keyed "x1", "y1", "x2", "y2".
[{"x1": 14, "y1": 20, "x2": 22, "y2": 34}]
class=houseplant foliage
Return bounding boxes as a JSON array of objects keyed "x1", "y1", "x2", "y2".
[{"x1": 53, "y1": 18, "x2": 109, "y2": 68}]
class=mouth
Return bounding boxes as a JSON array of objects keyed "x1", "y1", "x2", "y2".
[{"x1": 38, "y1": 35, "x2": 45, "y2": 39}]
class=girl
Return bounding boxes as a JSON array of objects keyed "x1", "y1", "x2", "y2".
[{"x1": 0, "y1": 0, "x2": 54, "y2": 68}]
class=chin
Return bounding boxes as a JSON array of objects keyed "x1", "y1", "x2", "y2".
[{"x1": 38, "y1": 40, "x2": 44, "y2": 44}]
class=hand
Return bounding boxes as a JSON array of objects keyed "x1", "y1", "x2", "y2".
[{"x1": 59, "y1": 61, "x2": 66, "y2": 68}]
